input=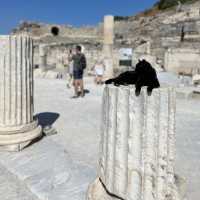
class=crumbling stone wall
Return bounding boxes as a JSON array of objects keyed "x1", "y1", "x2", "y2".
[{"x1": 165, "y1": 48, "x2": 200, "y2": 75}]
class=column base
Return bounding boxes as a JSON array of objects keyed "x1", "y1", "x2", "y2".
[
  {"x1": 0, "y1": 141, "x2": 31, "y2": 152},
  {"x1": 87, "y1": 178, "x2": 184, "y2": 200},
  {"x1": 0, "y1": 121, "x2": 42, "y2": 152},
  {"x1": 87, "y1": 178, "x2": 118, "y2": 200}
]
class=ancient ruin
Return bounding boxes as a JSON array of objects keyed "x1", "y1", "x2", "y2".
[
  {"x1": 0, "y1": 0, "x2": 199, "y2": 199},
  {"x1": 11, "y1": 1, "x2": 200, "y2": 77},
  {"x1": 39, "y1": 44, "x2": 48, "y2": 71},
  {"x1": 165, "y1": 48, "x2": 200, "y2": 75},
  {"x1": 87, "y1": 85, "x2": 180, "y2": 200},
  {"x1": 0, "y1": 35, "x2": 42, "y2": 151},
  {"x1": 103, "y1": 15, "x2": 114, "y2": 79}
]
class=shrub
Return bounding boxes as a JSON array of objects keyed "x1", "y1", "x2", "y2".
[
  {"x1": 114, "y1": 16, "x2": 130, "y2": 21},
  {"x1": 155, "y1": 0, "x2": 198, "y2": 10},
  {"x1": 157, "y1": 0, "x2": 178, "y2": 10}
]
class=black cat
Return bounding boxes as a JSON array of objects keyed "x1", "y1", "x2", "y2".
[{"x1": 105, "y1": 59, "x2": 160, "y2": 96}]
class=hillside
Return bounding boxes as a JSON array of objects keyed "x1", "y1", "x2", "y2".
[
  {"x1": 127, "y1": 0, "x2": 199, "y2": 18},
  {"x1": 11, "y1": 0, "x2": 200, "y2": 67},
  {"x1": 114, "y1": 0, "x2": 200, "y2": 59},
  {"x1": 156, "y1": 0, "x2": 199, "y2": 10}
]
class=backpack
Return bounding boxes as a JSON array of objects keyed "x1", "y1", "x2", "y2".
[{"x1": 80, "y1": 54, "x2": 87, "y2": 70}]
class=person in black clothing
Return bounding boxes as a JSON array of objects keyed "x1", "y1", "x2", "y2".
[{"x1": 69, "y1": 46, "x2": 87, "y2": 98}]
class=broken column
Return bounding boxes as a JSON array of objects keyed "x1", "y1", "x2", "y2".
[
  {"x1": 0, "y1": 35, "x2": 42, "y2": 151},
  {"x1": 103, "y1": 15, "x2": 114, "y2": 80},
  {"x1": 87, "y1": 85, "x2": 181, "y2": 200}
]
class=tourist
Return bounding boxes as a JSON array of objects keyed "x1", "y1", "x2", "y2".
[
  {"x1": 69, "y1": 45, "x2": 87, "y2": 98},
  {"x1": 66, "y1": 49, "x2": 74, "y2": 88},
  {"x1": 93, "y1": 60, "x2": 105, "y2": 84}
]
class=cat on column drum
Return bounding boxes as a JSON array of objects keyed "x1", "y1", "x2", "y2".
[{"x1": 105, "y1": 59, "x2": 160, "y2": 96}]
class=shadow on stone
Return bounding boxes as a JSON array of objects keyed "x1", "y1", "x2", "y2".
[
  {"x1": 77, "y1": 89, "x2": 90, "y2": 97},
  {"x1": 26, "y1": 134, "x2": 44, "y2": 148},
  {"x1": 35, "y1": 112, "x2": 60, "y2": 137},
  {"x1": 99, "y1": 178, "x2": 124, "y2": 200},
  {"x1": 35, "y1": 112, "x2": 60, "y2": 127},
  {"x1": 84, "y1": 89, "x2": 90, "y2": 94}
]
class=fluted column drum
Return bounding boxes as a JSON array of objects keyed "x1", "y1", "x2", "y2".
[
  {"x1": 87, "y1": 85, "x2": 180, "y2": 200},
  {"x1": 0, "y1": 35, "x2": 42, "y2": 151}
]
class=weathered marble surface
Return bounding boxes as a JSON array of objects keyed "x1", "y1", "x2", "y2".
[
  {"x1": 88, "y1": 85, "x2": 181, "y2": 200},
  {"x1": 0, "y1": 164, "x2": 39, "y2": 200},
  {"x1": 0, "y1": 137, "x2": 95, "y2": 200},
  {"x1": 0, "y1": 35, "x2": 41, "y2": 151}
]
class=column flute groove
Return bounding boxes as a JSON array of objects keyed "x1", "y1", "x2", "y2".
[{"x1": 87, "y1": 85, "x2": 181, "y2": 200}]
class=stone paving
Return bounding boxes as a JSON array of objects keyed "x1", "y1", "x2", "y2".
[
  {"x1": 0, "y1": 164, "x2": 39, "y2": 200},
  {"x1": 0, "y1": 77, "x2": 199, "y2": 200},
  {"x1": 176, "y1": 98, "x2": 200, "y2": 200},
  {"x1": 0, "y1": 136, "x2": 95, "y2": 200}
]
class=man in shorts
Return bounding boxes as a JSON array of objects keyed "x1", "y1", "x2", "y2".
[{"x1": 69, "y1": 45, "x2": 86, "y2": 98}]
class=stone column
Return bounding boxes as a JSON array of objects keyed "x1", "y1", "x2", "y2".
[
  {"x1": 0, "y1": 35, "x2": 42, "y2": 151},
  {"x1": 103, "y1": 15, "x2": 114, "y2": 80},
  {"x1": 39, "y1": 44, "x2": 47, "y2": 71},
  {"x1": 87, "y1": 86, "x2": 181, "y2": 200}
]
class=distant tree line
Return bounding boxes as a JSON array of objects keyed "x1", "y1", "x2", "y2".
[
  {"x1": 114, "y1": 16, "x2": 130, "y2": 21},
  {"x1": 155, "y1": 0, "x2": 198, "y2": 10}
]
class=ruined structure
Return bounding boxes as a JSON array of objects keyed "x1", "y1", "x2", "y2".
[
  {"x1": 165, "y1": 48, "x2": 200, "y2": 75},
  {"x1": 14, "y1": 22, "x2": 103, "y2": 71},
  {"x1": 103, "y1": 15, "x2": 114, "y2": 79},
  {"x1": 12, "y1": 1, "x2": 200, "y2": 75},
  {"x1": 0, "y1": 35, "x2": 42, "y2": 151},
  {"x1": 39, "y1": 44, "x2": 48, "y2": 71},
  {"x1": 88, "y1": 85, "x2": 180, "y2": 200}
]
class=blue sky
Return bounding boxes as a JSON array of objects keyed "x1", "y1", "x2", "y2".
[{"x1": 0, "y1": 0, "x2": 158, "y2": 34}]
